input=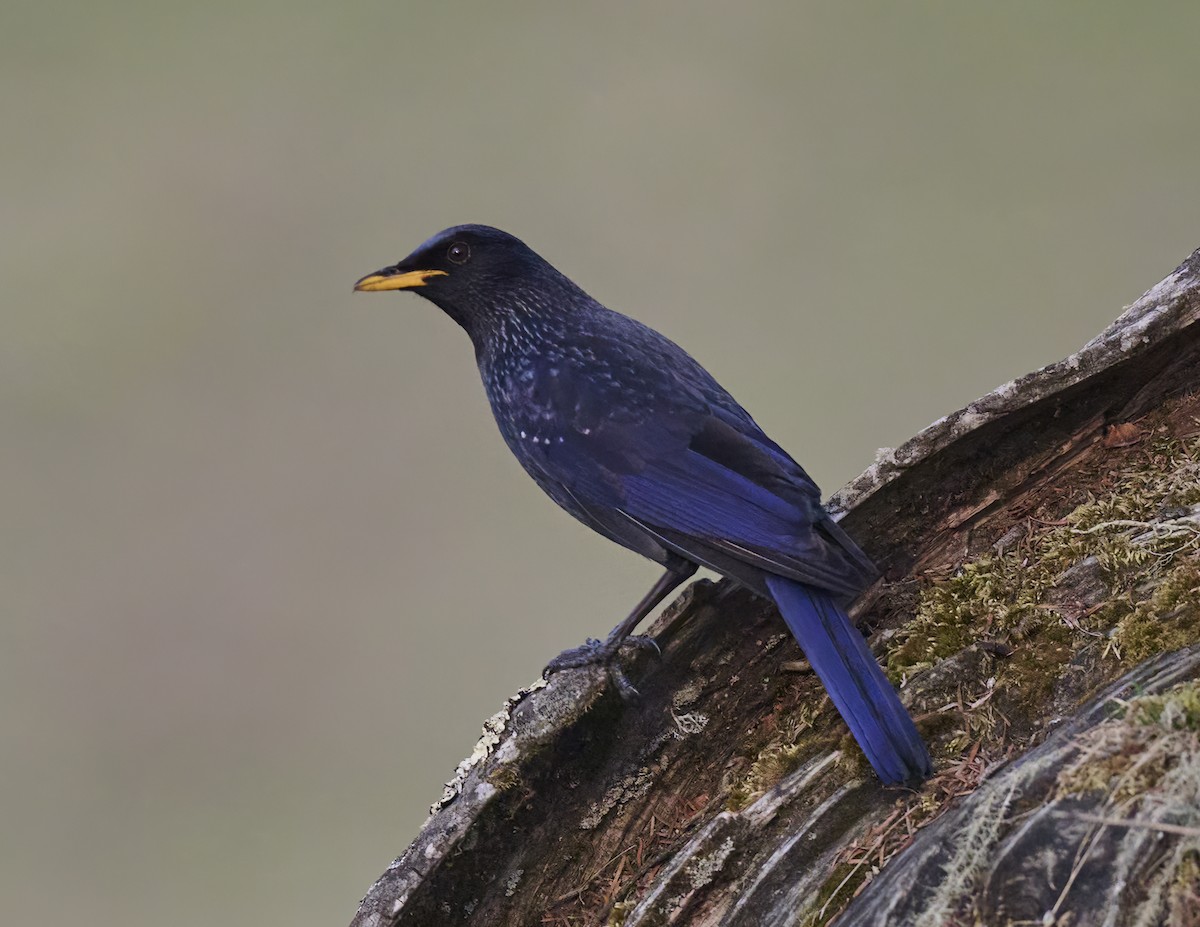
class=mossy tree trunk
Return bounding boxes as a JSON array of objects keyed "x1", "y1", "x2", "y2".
[{"x1": 350, "y1": 250, "x2": 1200, "y2": 927}]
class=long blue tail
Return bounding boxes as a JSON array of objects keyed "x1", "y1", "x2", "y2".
[{"x1": 766, "y1": 575, "x2": 932, "y2": 785}]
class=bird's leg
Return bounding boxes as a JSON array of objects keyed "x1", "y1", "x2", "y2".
[
  {"x1": 600, "y1": 562, "x2": 699, "y2": 654},
  {"x1": 545, "y1": 562, "x2": 697, "y2": 697}
]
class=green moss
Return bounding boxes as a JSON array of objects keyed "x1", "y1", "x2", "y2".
[
  {"x1": 1056, "y1": 751, "x2": 1136, "y2": 798},
  {"x1": 1057, "y1": 747, "x2": 1174, "y2": 806},
  {"x1": 1123, "y1": 680, "x2": 1200, "y2": 732},
  {"x1": 938, "y1": 705, "x2": 999, "y2": 758},
  {"x1": 887, "y1": 539, "x2": 1090, "y2": 682},
  {"x1": 888, "y1": 557, "x2": 1019, "y2": 675},
  {"x1": 726, "y1": 704, "x2": 834, "y2": 810},
  {"x1": 1167, "y1": 850, "x2": 1200, "y2": 926},
  {"x1": 486, "y1": 763, "x2": 523, "y2": 792},
  {"x1": 1056, "y1": 680, "x2": 1200, "y2": 804},
  {"x1": 891, "y1": 436, "x2": 1200, "y2": 684},
  {"x1": 797, "y1": 862, "x2": 862, "y2": 927},
  {"x1": 727, "y1": 743, "x2": 807, "y2": 811},
  {"x1": 993, "y1": 622, "x2": 1076, "y2": 705},
  {"x1": 1113, "y1": 561, "x2": 1200, "y2": 665}
]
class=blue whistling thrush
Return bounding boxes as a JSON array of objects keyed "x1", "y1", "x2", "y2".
[{"x1": 353, "y1": 225, "x2": 932, "y2": 785}]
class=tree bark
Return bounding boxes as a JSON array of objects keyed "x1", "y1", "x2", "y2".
[{"x1": 350, "y1": 249, "x2": 1200, "y2": 927}]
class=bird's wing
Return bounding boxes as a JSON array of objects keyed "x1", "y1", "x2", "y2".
[
  {"x1": 513, "y1": 358, "x2": 873, "y2": 596},
  {"x1": 609, "y1": 423, "x2": 873, "y2": 596}
]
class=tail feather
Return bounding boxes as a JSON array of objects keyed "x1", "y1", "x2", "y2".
[{"x1": 766, "y1": 575, "x2": 932, "y2": 785}]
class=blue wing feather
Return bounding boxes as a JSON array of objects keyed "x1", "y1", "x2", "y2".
[
  {"x1": 621, "y1": 449, "x2": 806, "y2": 542},
  {"x1": 539, "y1": 418, "x2": 871, "y2": 596}
]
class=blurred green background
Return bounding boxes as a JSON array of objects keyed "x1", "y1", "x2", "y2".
[{"x1": 5, "y1": 2, "x2": 1200, "y2": 925}]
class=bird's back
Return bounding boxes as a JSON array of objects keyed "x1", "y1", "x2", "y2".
[{"x1": 477, "y1": 299, "x2": 874, "y2": 598}]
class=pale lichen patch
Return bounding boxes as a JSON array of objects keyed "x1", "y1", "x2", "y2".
[
  {"x1": 671, "y1": 680, "x2": 704, "y2": 708},
  {"x1": 580, "y1": 767, "x2": 658, "y2": 830},
  {"x1": 431, "y1": 677, "x2": 548, "y2": 814},
  {"x1": 671, "y1": 710, "x2": 710, "y2": 737},
  {"x1": 685, "y1": 837, "x2": 735, "y2": 889}
]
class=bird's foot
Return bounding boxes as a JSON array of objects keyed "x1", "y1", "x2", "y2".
[
  {"x1": 544, "y1": 635, "x2": 661, "y2": 699},
  {"x1": 546, "y1": 635, "x2": 660, "y2": 669}
]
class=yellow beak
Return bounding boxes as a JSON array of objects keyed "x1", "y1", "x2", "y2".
[{"x1": 353, "y1": 268, "x2": 448, "y2": 292}]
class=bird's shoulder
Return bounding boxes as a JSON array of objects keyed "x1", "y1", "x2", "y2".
[
  {"x1": 486, "y1": 311, "x2": 670, "y2": 416},
  {"x1": 492, "y1": 309, "x2": 747, "y2": 416},
  {"x1": 484, "y1": 309, "x2": 818, "y2": 494}
]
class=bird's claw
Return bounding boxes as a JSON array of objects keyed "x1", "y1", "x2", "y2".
[
  {"x1": 543, "y1": 634, "x2": 662, "y2": 700},
  {"x1": 606, "y1": 663, "x2": 641, "y2": 701},
  {"x1": 544, "y1": 638, "x2": 608, "y2": 672},
  {"x1": 621, "y1": 634, "x2": 662, "y2": 658}
]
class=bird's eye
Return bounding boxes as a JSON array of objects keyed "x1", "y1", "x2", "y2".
[{"x1": 447, "y1": 242, "x2": 470, "y2": 265}]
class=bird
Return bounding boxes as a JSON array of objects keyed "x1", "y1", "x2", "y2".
[{"x1": 353, "y1": 224, "x2": 932, "y2": 786}]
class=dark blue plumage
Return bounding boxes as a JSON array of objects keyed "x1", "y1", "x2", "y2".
[{"x1": 354, "y1": 225, "x2": 932, "y2": 785}]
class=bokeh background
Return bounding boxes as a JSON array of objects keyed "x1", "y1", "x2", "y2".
[{"x1": 5, "y1": 3, "x2": 1200, "y2": 925}]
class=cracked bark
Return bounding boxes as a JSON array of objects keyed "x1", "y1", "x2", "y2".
[{"x1": 349, "y1": 248, "x2": 1200, "y2": 927}]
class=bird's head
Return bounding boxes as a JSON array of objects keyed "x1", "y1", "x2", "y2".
[{"x1": 353, "y1": 225, "x2": 578, "y2": 338}]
